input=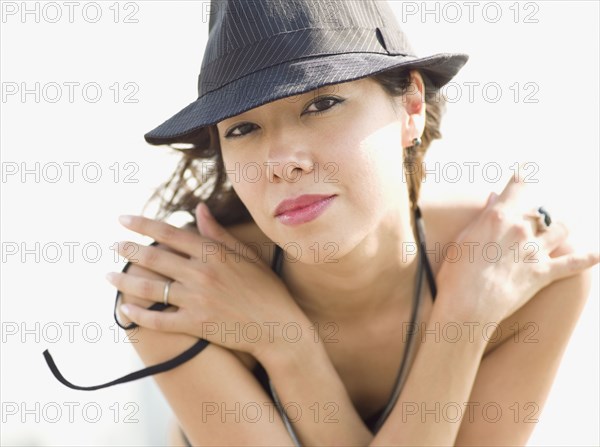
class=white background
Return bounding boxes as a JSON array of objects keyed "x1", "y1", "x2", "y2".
[{"x1": 1, "y1": 1, "x2": 598, "y2": 446}]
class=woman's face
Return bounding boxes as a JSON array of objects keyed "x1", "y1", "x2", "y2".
[{"x1": 216, "y1": 76, "x2": 419, "y2": 262}]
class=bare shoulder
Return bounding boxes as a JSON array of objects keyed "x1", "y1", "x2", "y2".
[
  {"x1": 419, "y1": 196, "x2": 591, "y2": 358},
  {"x1": 418, "y1": 196, "x2": 488, "y2": 274},
  {"x1": 419, "y1": 195, "x2": 578, "y2": 259},
  {"x1": 419, "y1": 197, "x2": 488, "y2": 240}
]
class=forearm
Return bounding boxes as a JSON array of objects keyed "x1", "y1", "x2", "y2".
[
  {"x1": 259, "y1": 294, "x2": 489, "y2": 447},
  {"x1": 260, "y1": 323, "x2": 373, "y2": 446},
  {"x1": 370, "y1": 295, "x2": 488, "y2": 446}
]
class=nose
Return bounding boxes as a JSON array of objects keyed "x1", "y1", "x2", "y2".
[{"x1": 265, "y1": 132, "x2": 316, "y2": 182}]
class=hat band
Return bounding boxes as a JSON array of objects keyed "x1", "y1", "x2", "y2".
[{"x1": 197, "y1": 26, "x2": 413, "y2": 98}]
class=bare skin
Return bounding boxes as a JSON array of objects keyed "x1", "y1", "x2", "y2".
[
  {"x1": 163, "y1": 200, "x2": 432, "y2": 445},
  {"x1": 159, "y1": 196, "x2": 593, "y2": 445},
  {"x1": 110, "y1": 72, "x2": 597, "y2": 445},
  {"x1": 110, "y1": 198, "x2": 590, "y2": 445}
]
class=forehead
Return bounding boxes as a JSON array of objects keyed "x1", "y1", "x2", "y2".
[{"x1": 218, "y1": 77, "x2": 374, "y2": 124}]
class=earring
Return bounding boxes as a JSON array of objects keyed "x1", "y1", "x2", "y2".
[
  {"x1": 406, "y1": 137, "x2": 422, "y2": 150},
  {"x1": 405, "y1": 137, "x2": 422, "y2": 155}
]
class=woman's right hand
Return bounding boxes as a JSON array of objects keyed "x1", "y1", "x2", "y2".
[{"x1": 434, "y1": 170, "x2": 599, "y2": 324}]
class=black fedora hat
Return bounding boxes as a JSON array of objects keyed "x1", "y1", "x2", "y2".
[{"x1": 144, "y1": 0, "x2": 469, "y2": 146}]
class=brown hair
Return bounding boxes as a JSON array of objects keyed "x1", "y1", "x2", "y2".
[{"x1": 142, "y1": 68, "x2": 447, "y2": 226}]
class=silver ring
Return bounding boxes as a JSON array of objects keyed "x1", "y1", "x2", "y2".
[{"x1": 163, "y1": 279, "x2": 174, "y2": 306}]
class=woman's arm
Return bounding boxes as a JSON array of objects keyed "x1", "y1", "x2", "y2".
[
  {"x1": 264, "y1": 252, "x2": 595, "y2": 447},
  {"x1": 121, "y1": 273, "x2": 486, "y2": 446},
  {"x1": 114, "y1": 185, "x2": 596, "y2": 445},
  {"x1": 453, "y1": 245, "x2": 593, "y2": 446},
  {"x1": 262, "y1": 292, "x2": 490, "y2": 447},
  {"x1": 114, "y1": 217, "x2": 375, "y2": 445},
  {"x1": 369, "y1": 293, "x2": 490, "y2": 446},
  {"x1": 251, "y1": 215, "x2": 595, "y2": 447},
  {"x1": 258, "y1": 321, "x2": 375, "y2": 446},
  {"x1": 116, "y1": 248, "x2": 298, "y2": 446}
]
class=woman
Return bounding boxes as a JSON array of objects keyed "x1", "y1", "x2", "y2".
[{"x1": 43, "y1": 1, "x2": 599, "y2": 445}]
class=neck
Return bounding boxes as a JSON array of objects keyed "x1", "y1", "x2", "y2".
[{"x1": 279, "y1": 205, "x2": 421, "y2": 324}]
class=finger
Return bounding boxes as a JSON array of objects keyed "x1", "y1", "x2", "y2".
[
  {"x1": 196, "y1": 203, "x2": 259, "y2": 259},
  {"x1": 119, "y1": 303, "x2": 183, "y2": 333},
  {"x1": 116, "y1": 241, "x2": 193, "y2": 283},
  {"x1": 536, "y1": 220, "x2": 569, "y2": 254},
  {"x1": 105, "y1": 272, "x2": 184, "y2": 307},
  {"x1": 496, "y1": 161, "x2": 529, "y2": 208},
  {"x1": 485, "y1": 191, "x2": 498, "y2": 208},
  {"x1": 118, "y1": 215, "x2": 204, "y2": 260},
  {"x1": 546, "y1": 251, "x2": 600, "y2": 282}
]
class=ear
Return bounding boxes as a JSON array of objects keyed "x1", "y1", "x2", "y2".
[{"x1": 401, "y1": 70, "x2": 426, "y2": 148}]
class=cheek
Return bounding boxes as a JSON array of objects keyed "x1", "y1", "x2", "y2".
[
  {"x1": 220, "y1": 151, "x2": 259, "y2": 204},
  {"x1": 344, "y1": 121, "x2": 405, "y2": 206}
]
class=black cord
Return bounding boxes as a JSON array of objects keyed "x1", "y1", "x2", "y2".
[
  {"x1": 270, "y1": 205, "x2": 433, "y2": 443},
  {"x1": 370, "y1": 204, "x2": 429, "y2": 433}
]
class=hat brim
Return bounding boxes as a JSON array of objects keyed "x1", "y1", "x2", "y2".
[{"x1": 144, "y1": 52, "x2": 468, "y2": 146}]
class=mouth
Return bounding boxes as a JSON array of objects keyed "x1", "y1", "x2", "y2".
[
  {"x1": 274, "y1": 194, "x2": 337, "y2": 216},
  {"x1": 274, "y1": 194, "x2": 337, "y2": 226}
]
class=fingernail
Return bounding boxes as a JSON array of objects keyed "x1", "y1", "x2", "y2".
[
  {"x1": 120, "y1": 304, "x2": 131, "y2": 316},
  {"x1": 105, "y1": 272, "x2": 116, "y2": 282},
  {"x1": 119, "y1": 215, "x2": 134, "y2": 226}
]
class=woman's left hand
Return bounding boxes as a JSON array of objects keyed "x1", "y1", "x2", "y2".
[{"x1": 107, "y1": 202, "x2": 310, "y2": 363}]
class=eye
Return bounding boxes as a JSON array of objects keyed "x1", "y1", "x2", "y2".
[
  {"x1": 224, "y1": 123, "x2": 258, "y2": 139},
  {"x1": 224, "y1": 96, "x2": 345, "y2": 139},
  {"x1": 303, "y1": 96, "x2": 344, "y2": 116}
]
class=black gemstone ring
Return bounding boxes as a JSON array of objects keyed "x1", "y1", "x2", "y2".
[{"x1": 537, "y1": 206, "x2": 552, "y2": 227}]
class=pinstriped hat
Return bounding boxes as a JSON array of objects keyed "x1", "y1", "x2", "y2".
[{"x1": 144, "y1": 0, "x2": 469, "y2": 146}]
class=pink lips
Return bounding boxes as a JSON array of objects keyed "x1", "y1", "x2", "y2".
[{"x1": 274, "y1": 194, "x2": 337, "y2": 226}]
